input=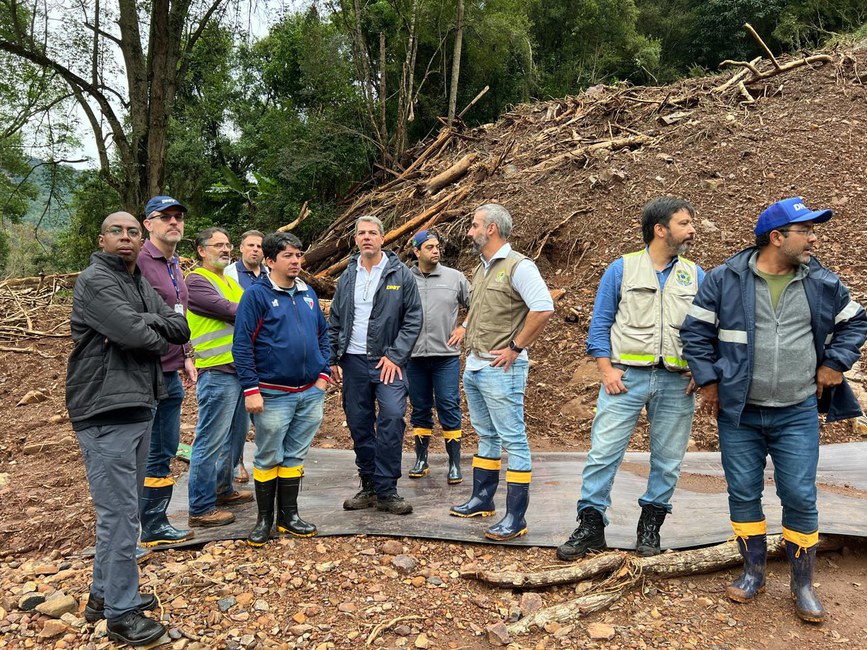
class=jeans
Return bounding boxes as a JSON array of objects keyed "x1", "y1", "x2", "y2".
[
  {"x1": 188, "y1": 370, "x2": 246, "y2": 516},
  {"x1": 147, "y1": 371, "x2": 184, "y2": 478},
  {"x1": 578, "y1": 366, "x2": 694, "y2": 522},
  {"x1": 462, "y1": 360, "x2": 530, "y2": 471},
  {"x1": 76, "y1": 420, "x2": 151, "y2": 620},
  {"x1": 252, "y1": 387, "x2": 325, "y2": 470},
  {"x1": 407, "y1": 356, "x2": 462, "y2": 431},
  {"x1": 718, "y1": 394, "x2": 819, "y2": 534},
  {"x1": 341, "y1": 354, "x2": 408, "y2": 496}
]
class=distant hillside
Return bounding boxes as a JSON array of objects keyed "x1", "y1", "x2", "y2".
[{"x1": 21, "y1": 159, "x2": 81, "y2": 230}]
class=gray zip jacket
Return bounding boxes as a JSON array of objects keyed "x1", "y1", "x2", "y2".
[
  {"x1": 329, "y1": 251, "x2": 423, "y2": 367},
  {"x1": 410, "y1": 263, "x2": 470, "y2": 357}
]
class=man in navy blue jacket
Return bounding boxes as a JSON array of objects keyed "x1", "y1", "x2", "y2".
[
  {"x1": 232, "y1": 232, "x2": 331, "y2": 546},
  {"x1": 681, "y1": 197, "x2": 867, "y2": 624},
  {"x1": 329, "y1": 216, "x2": 423, "y2": 515}
]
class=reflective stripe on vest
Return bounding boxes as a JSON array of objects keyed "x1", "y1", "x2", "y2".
[
  {"x1": 186, "y1": 267, "x2": 244, "y2": 369},
  {"x1": 610, "y1": 250, "x2": 698, "y2": 371}
]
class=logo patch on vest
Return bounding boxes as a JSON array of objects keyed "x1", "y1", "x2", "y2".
[
  {"x1": 675, "y1": 269, "x2": 692, "y2": 286},
  {"x1": 303, "y1": 296, "x2": 314, "y2": 310},
  {"x1": 495, "y1": 270, "x2": 507, "y2": 283},
  {"x1": 386, "y1": 285, "x2": 401, "y2": 290}
]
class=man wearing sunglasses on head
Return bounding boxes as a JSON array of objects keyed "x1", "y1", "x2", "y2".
[
  {"x1": 136, "y1": 196, "x2": 197, "y2": 548},
  {"x1": 682, "y1": 197, "x2": 867, "y2": 624}
]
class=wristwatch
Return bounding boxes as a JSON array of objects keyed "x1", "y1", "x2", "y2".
[{"x1": 508, "y1": 340, "x2": 524, "y2": 353}]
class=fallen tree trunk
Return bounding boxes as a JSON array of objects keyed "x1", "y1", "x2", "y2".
[{"x1": 423, "y1": 153, "x2": 477, "y2": 196}]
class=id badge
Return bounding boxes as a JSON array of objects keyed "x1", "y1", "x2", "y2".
[{"x1": 174, "y1": 303, "x2": 185, "y2": 315}]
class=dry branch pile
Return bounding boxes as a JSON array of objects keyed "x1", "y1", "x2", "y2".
[{"x1": 0, "y1": 274, "x2": 76, "y2": 349}]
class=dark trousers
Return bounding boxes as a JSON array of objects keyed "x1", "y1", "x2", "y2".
[
  {"x1": 341, "y1": 354, "x2": 408, "y2": 496},
  {"x1": 75, "y1": 420, "x2": 151, "y2": 621},
  {"x1": 407, "y1": 355, "x2": 462, "y2": 431},
  {"x1": 147, "y1": 371, "x2": 184, "y2": 477}
]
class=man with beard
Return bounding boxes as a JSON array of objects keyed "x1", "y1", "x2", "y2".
[
  {"x1": 136, "y1": 196, "x2": 196, "y2": 547},
  {"x1": 67, "y1": 212, "x2": 189, "y2": 645},
  {"x1": 681, "y1": 197, "x2": 867, "y2": 623},
  {"x1": 185, "y1": 228, "x2": 253, "y2": 528},
  {"x1": 450, "y1": 204, "x2": 554, "y2": 542},
  {"x1": 557, "y1": 196, "x2": 703, "y2": 561},
  {"x1": 406, "y1": 229, "x2": 471, "y2": 484}
]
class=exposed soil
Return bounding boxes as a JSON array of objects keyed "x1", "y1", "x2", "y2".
[{"x1": 2, "y1": 46, "x2": 867, "y2": 649}]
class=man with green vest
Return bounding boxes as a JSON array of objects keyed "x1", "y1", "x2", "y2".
[
  {"x1": 557, "y1": 196, "x2": 703, "y2": 562},
  {"x1": 186, "y1": 227, "x2": 253, "y2": 528},
  {"x1": 450, "y1": 203, "x2": 554, "y2": 541}
]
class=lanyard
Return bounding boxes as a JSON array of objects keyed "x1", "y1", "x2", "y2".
[{"x1": 166, "y1": 256, "x2": 182, "y2": 304}]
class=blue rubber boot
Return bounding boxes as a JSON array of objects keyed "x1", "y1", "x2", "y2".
[
  {"x1": 726, "y1": 534, "x2": 767, "y2": 603},
  {"x1": 449, "y1": 456, "x2": 499, "y2": 517},
  {"x1": 484, "y1": 477, "x2": 529, "y2": 541},
  {"x1": 786, "y1": 540, "x2": 826, "y2": 623}
]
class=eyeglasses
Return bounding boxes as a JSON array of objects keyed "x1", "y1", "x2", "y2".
[
  {"x1": 202, "y1": 242, "x2": 234, "y2": 251},
  {"x1": 149, "y1": 213, "x2": 185, "y2": 222},
  {"x1": 106, "y1": 226, "x2": 142, "y2": 238},
  {"x1": 778, "y1": 227, "x2": 815, "y2": 237}
]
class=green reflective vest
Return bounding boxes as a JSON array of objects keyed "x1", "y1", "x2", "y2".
[{"x1": 186, "y1": 268, "x2": 244, "y2": 369}]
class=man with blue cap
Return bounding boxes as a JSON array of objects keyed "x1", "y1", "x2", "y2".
[
  {"x1": 682, "y1": 196, "x2": 867, "y2": 624},
  {"x1": 406, "y1": 230, "x2": 470, "y2": 484},
  {"x1": 136, "y1": 196, "x2": 196, "y2": 547}
]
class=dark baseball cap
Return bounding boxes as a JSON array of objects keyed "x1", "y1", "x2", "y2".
[
  {"x1": 144, "y1": 195, "x2": 188, "y2": 217},
  {"x1": 410, "y1": 229, "x2": 438, "y2": 249}
]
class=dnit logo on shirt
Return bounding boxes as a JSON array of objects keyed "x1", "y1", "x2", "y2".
[
  {"x1": 272, "y1": 299, "x2": 279, "y2": 307},
  {"x1": 303, "y1": 296, "x2": 314, "y2": 310}
]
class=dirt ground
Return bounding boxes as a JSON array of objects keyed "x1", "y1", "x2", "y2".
[{"x1": 3, "y1": 45, "x2": 867, "y2": 649}]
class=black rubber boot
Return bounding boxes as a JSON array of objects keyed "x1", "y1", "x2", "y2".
[
  {"x1": 445, "y1": 438, "x2": 463, "y2": 485},
  {"x1": 556, "y1": 508, "x2": 607, "y2": 561},
  {"x1": 139, "y1": 483, "x2": 194, "y2": 548},
  {"x1": 246, "y1": 477, "x2": 277, "y2": 547},
  {"x1": 106, "y1": 611, "x2": 166, "y2": 646},
  {"x1": 84, "y1": 592, "x2": 157, "y2": 623},
  {"x1": 786, "y1": 540, "x2": 826, "y2": 623},
  {"x1": 726, "y1": 533, "x2": 767, "y2": 602},
  {"x1": 408, "y1": 434, "x2": 430, "y2": 478},
  {"x1": 277, "y1": 476, "x2": 317, "y2": 537},
  {"x1": 485, "y1": 479, "x2": 529, "y2": 541},
  {"x1": 449, "y1": 456, "x2": 499, "y2": 517},
  {"x1": 635, "y1": 504, "x2": 668, "y2": 557},
  {"x1": 343, "y1": 475, "x2": 377, "y2": 510}
]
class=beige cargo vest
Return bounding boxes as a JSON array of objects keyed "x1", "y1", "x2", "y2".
[
  {"x1": 610, "y1": 250, "x2": 698, "y2": 370},
  {"x1": 465, "y1": 251, "x2": 529, "y2": 356}
]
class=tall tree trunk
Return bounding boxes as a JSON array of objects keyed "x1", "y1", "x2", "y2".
[{"x1": 448, "y1": 0, "x2": 465, "y2": 126}]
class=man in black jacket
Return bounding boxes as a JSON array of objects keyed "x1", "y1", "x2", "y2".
[
  {"x1": 329, "y1": 216, "x2": 423, "y2": 515},
  {"x1": 67, "y1": 212, "x2": 190, "y2": 646}
]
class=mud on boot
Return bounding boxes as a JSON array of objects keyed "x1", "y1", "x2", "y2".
[
  {"x1": 726, "y1": 525, "x2": 767, "y2": 603},
  {"x1": 786, "y1": 539, "x2": 826, "y2": 623},
  {"x1": 343, "y1": 475, "x2": 377, "y2": 510}
]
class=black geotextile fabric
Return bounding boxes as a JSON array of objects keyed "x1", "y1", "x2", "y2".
[{"x1": 156, "y1": 443, "x2": 867, "y2": 551}]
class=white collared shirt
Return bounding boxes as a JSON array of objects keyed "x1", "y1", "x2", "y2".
[{"x1": 347, "y1": 253, "x2": 389, "y2": 354}]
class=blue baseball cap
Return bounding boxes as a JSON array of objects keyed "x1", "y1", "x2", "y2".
[
  {"x1": 410, "y1": 229, "x2": 438, "y2": 249},
  {"x1": 144, "y1": 195, "x2": 187, "y2": 218},
  {"x1": 755, "y1": 197, "x2": 831, "y2": 236}
]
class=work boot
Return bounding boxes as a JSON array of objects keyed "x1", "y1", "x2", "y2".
[
  {"x1": 449, "y1": 455, "x2": 500, "y2": 517},
  {"x1": 106, "y1": 610, "x2": 166, "y2": 646},
  {"x1": 188, "y1": 509, "x2": 235, "y2": 528},
  {"x1": 485, "y1": 476, "x2": 530, "y2": 541},
  {"x1": 246, "y1": 476, "x2": 277, "y2": 547},
  {"x1": 726, "y1": 534, "x2": 767, "y2": 603},
  {"x1": 139, "y1": 482, "x2": 194, "y2": 548},
  {"x1": 556, "y1": 508, "x2": 607, "y2": 561},
  {"x1": 445, "y1": 435, "x2": 463, "y2": 485},
  {"x1": 635, "y1": 504, "x2": 668, "y2": 557},
  {"x1": 376, "y1": 492, "x2": 413, "y2": 515},
  {"x1": 84, "y1": 592, "x2": 157, "y2": 623},
  {"x1": 343, "y1": 475, "x2": 377, "y2": 510},
  {"x1": 277, "y1": 474, "x2": 317, "y2": 537},
  {"x1": 786, "y1": 540, "x2": 826, "y2": 623},
  {"x1": 408, "y1": 431, "x2": 430, "y2": 478},
  {"x1": 216, "y1": 489, "x2": 254, "y2": 506}
]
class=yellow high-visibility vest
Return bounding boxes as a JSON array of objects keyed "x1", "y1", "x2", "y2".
[{"x1": 186, "y1": 268, "x2": 244, "y2": 369}]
